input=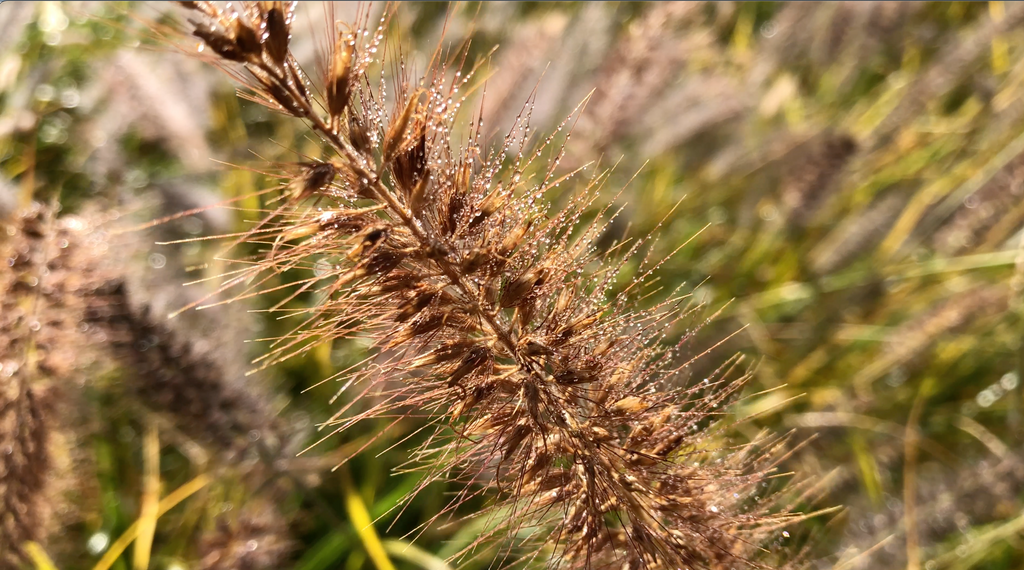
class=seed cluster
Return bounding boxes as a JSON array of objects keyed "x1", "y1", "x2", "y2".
[
  {"x1": 0, "y1": 205, "x2": 107, "y2": 566},
  {"x1": 0, "y1": 203, "x2": 290, "y2": 565},
  {"x1": 172, "y1": 3, "x2": 798, "y2": 568},
  {"x1": 0, "y1": 372, "x2": 51, "y2": 569}
]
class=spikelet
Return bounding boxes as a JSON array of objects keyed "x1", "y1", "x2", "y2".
[
  {"x1": 1, "y1": 205, "x2": 110, "y2": 378},
  {"x1": 326, "y1": 28, "x2": 355, "y2": 128},
  {"x1": 169, "y1": 3, "x2": 800, "y2": 568},
  {"x1": 1, "y1": 201, "x2": 300, "y2": 567}
]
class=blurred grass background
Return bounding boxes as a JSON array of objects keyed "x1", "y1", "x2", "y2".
[{"x1": 3, "y1": 1, "x2": 1024, "y2": 569}]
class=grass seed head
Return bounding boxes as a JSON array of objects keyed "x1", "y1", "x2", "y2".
[{"x1": 166, "y1": 3, "x2": 803, "y2": 567}]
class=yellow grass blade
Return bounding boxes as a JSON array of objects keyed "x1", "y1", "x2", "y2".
[
  {"x1": 133, "y1": 422, "x2": 160, "y2": 570},
  {"x1": 340, "y1": 466, "x2": 396, "y2": 570},
  {"x1": 91, "y1": 473, "x2": 211, "y2": 570},
  {"x1": 24, "y1": 541, "x2": 59, "y2": 570}
]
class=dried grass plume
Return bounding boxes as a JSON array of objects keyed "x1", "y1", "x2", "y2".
[{"x1": 159, "y1": 2, "x2": 808, "y2": 568}]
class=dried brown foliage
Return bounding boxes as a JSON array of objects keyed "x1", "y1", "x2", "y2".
[{"x1": 166, "y1": 2, "x2": 802, "y2": 568}]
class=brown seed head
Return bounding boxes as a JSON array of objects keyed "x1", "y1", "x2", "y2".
[
  {"x1": 166, "y1": 5, "x2": 802, "y2": 568},
  {"x1": 259, "y1": 1, "x2": 291, "y2": 67}
]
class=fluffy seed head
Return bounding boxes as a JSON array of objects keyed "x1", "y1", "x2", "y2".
[{"x1": 167, "y1": 3, "x2": 802, "y2": 568}]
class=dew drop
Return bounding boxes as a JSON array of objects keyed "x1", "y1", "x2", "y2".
[
  {"x1": 86, "y1": 532, "x2": 110, "y2": 555},
  {"x1": 1000, "y1": 371, "x2": 1019, "y2": 390}
]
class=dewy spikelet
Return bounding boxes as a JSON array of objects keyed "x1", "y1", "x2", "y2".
[{"x1": 171, "y1": 3, "x2": 800, "y2": 568}]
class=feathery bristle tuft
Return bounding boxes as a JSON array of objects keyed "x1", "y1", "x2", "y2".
[{"x1": 166, "y1": 3, "x2": 802, "y2": 567}]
